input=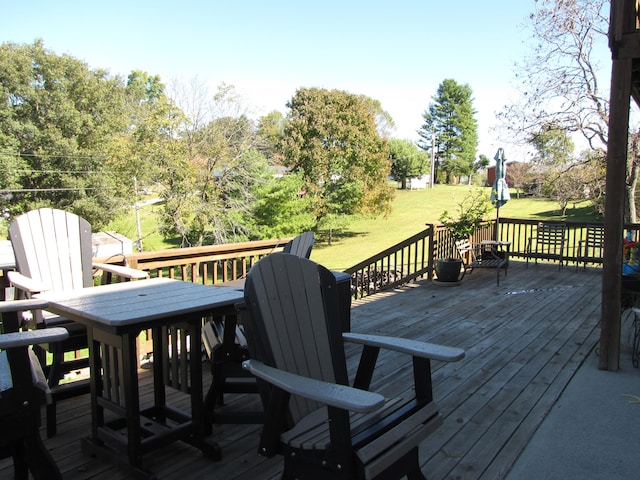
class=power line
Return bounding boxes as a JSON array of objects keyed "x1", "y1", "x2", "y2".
[
  {"x1": 0, "y1": 187, "x2": 117, "y2": 193},
  {"x1": 0, "y1": 151, "x2": 108, "y2": 160},
  {"x1": 3, "y1": 168, "x2": 103, "y2": 175}
]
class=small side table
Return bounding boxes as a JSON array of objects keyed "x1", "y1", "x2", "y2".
[{"x1": 479, "y1": 240, "x2": 511, "y2": 285}]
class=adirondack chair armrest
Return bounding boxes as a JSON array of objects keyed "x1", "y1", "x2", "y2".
[
  {"x1": 92, "y1": 262, "x2": 149, "y2": 280},
  {"x1": 7, "y1": 270, "x2": 51, "y2": 294},
  {"x1": 0, "y1": 298, "x2": 49, "y2": 313},
  {"x1": 343, "y1": 332, "x2": 465, "y2": 362},
  {"x1": 243, "y1": 359, "x2": 385, "y2": 412},
  {"x1": 0, "y1": 327, "x2": 69, "y2": 349}
]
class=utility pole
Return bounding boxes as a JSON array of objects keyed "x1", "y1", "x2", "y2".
[
  {"x1": 133, "y1": 176, "x2": 143, "y2": 252},
  {"x1": 430, "y1": 132, "x2": 436, "y2": 188}
]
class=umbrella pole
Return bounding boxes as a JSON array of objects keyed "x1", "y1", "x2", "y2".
[{"x1": 495, "y1": 206, "x2": 500, "y2": 241}]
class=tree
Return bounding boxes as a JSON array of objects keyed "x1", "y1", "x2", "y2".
[
  {"x1": 418, "y1": 79, "x2": 478, "y2": 184},
  {"x1": 506, "y1": 161, "x2": 535, "y2": 198},
  {"x1": 473, "y1": 154, "x2": 491, "y2": 185},
  {"x1": 389, "y1": 139, "x2": 429, "y2": 189},
  {"x1": 161, "y1": 82, "x2": 270, "y2": 246},
  {"x1": 497, "y1": 1, "x2": 630, "y2": 217},
  {"x1": 0, "y1": 40, "x2": 132, "y2": 228},
  {"x1": 106, "y1": 70, "x2": 185, "y2": 207},
  {"x1": 626, "y1": 130, "x2": 640, "y2": 221},
  {"x1": 500, "y1": 0, "x2": 609, "y2": 149},
  {"x1": 529, "y1": 124, "x2": 576, "y2": 215},
  {"x1": 280, "y1": 88, "x2": 394, "y2": 230},
  {"x1": 251, "y1": 170, "x2": 315, "y2": 238},
  {"x1": 256, "y1": 110, "x2": 286, "y2": 162},
  {"x1": 529, "y1": 123, "x2": 575, "y2": 166}
]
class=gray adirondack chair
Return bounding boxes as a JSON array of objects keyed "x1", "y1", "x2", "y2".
[
  {"x1": 7, "y1": 208, "x2": 148, "y2": 437},
  {"x1": 282, "y1": 231, "x2": 314, "y2": 259},
  {"x1": 204, "y1": 231, "x2": 316, "y2": 423},
  {"x1": 241, "y1": 253, "x2": 465, "y2": 479},
  {"x1": 0, "y1": 299, "x2": 67, "y2": 480}
]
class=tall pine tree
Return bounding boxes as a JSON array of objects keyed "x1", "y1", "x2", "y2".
[{"x1": 418, "y1": 79, "x2": 478, "y2": 184}]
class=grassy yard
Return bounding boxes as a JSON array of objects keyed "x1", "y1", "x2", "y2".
[
  {"x1": 112, "y1": 184, "x2": 599, "y2": 272},
  {"x1": 309, "y1": 185, "x2": 598, "y2": 270}
]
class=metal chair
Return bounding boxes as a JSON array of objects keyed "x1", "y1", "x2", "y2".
[
  {"x1": 576, "y1": 225, "x2": 604, "y2": 269},
  {"x1": 526, "y1": 222, "x2": 567, "y2": 269}
]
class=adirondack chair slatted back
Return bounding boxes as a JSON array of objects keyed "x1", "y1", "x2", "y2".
[
  {"x1": 10, "y1": 208, "x2": 93, "y2": 292},
  {"x1": 8, "y1": 208, "x2": 96, "y2": 439},
  {"x1": 282, "y1": 231, "x2": 314, "y2": 259},
  {"x1": 243, "y1": 252, "x2": 348, "y2": 423}
]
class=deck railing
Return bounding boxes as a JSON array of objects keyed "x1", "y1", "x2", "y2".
[
  {"x1": 345, "y1": 227, "x2": 433, "y2": 299},
  {"x1": 105, "y1": 237, "x2": 294, "y2": 285},
  {"x1": 93, "y1": 218, "x2": 633, "y2": 301},
  {"x1": 496, "y1": 218, "x2": 640, "y2": 264}
]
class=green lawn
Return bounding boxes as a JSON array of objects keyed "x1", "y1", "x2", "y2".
[
  {"x1": 108, "y1": 184, "x2": 599, "y2": 272},
  {"x1": 309, "y1": 185, "x2": 599, "y2": 270}
]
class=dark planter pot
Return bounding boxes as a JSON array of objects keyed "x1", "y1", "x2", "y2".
[{"x1": 435, "y1": 259, "x2": 463, "y2": 282}]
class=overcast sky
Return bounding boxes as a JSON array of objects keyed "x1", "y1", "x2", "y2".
[{"x1": 2, "y1": 1, "x2": 568, "y2": 161}]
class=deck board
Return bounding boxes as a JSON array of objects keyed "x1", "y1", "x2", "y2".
[{"x1": 1, "y1": 261, "x2": 615, "y2": 479}]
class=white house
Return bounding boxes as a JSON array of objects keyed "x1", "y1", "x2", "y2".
[{"x1": 406, "y1": 175, "x2": 429, "y2": 190}]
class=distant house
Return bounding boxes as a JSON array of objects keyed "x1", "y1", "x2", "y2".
[
  {"x1": 271, "y1": 165, "x2": 290, "y2": 178},
  {"x1": 406, "y1": 174, "x2": 429, "y2": 190},
  {"x1": 92, "y1": 232, "x2": 134, "y2": 258},
  {"x1": 486, "y1": 161, "x2": 521, "y2": 185}
]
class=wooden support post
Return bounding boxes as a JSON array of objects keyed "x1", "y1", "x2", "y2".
[{"x1": 600, "y1": 56, "x2": 632, "y2": 371}]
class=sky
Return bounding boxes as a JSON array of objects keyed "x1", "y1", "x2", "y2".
[{"x1": 2, "y1": 1, "x2": 540, "y2": 162}]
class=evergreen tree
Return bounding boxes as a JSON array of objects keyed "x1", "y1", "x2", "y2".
[{"x1": 418, "y1": 79, "x2": 478, "y2": 184}]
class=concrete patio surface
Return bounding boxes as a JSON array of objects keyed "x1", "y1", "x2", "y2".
[{"x1": 507, "y1": 346, "x2": 640, "y2": 479}]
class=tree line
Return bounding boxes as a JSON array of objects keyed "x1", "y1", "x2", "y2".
[{"x1": 0, "y1": 41, "x2": 487, "y2": 247}]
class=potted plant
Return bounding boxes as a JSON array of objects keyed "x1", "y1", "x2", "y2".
[{"x1": 436, "y1": 190, "x2": 491, "y2": 282}]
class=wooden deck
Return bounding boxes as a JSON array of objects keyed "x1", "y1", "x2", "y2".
[{"x1": 2, "y1": 261, "x2": 616, "y2": 479}]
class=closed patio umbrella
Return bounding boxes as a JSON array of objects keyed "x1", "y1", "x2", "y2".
[{"x1": 490, "y1": 147, "x2": 510, "y2": 240}]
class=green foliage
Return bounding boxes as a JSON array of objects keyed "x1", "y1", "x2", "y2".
[
  {"x1": 418, "y1": 79, "x2": 478, "y2": 184},
  {"x1": 528, "y1": 123, "x2": 575, "y2": 167},
  {"x1": 280, "y1": 87, "x2": 394, "y2": 227},
  {"x1": 0, "y1": 40, "x2": 133, "y2": 228},
  {"x1": 528, "y1": 123, "x2": 582, "y2": 216},
  {"x1": 159, "y1": 84, "x2": 272, "y2": 247},
  {"x1": 439, "y1": 189, "x2": 492, "y2": 240},
  {"x1": 389, "y1": 139, "x2": 430, "y2": 188},
  {"x1": 106, "y1": 70, "x2": 184, "y2": 188},
  {"x1": 251, "y1": 170, "x2": 315, "y2": 238},
  {"x1": 256, "y1": 110, "x2": 286, "y2": 161}
]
